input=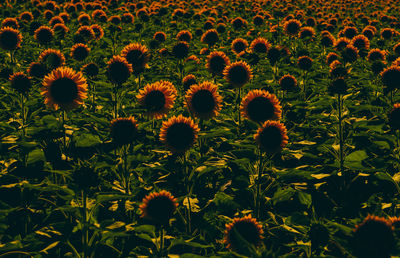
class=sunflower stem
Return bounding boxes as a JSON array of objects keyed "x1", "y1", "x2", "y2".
[
  {"x1": 337, "y1": 94, "x2": 344, "y2": 174},
  {"x1": 236, "y1": 88, "x2": 241, "y2": 129},
  {"x1": 81, "y1": 190, "x2": 88, "y2": 258},
  {"x1": 183, "y1": 153, "x2": 192, "y2": 235},
  {"x1": 255, "y1": 148, "x2": 263, "y2": 219},
  {"x1": 123, "y1": 145, "x2": 130, "y2": 195},
  {"x1": 61, "y1": 110, "x2": 66, "y2": 152},
  {"x1": 20, "y1": 93, "x2": 26, "y2": 138}
]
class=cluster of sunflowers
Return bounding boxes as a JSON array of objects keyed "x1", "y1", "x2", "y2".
[{"x1": 1, "y1": 0, "x2": 400, "y2": 257}]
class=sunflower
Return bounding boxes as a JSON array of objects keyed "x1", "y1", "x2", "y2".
[
  {"x1": 121, "y1": 43, "x2": 150, "y2": 75},
  {"x1": 110, "y1": 117, "x2": 138, "y2": 146},
  {"x1": 81, "y1": 63, "x2": 99, "y2": 78},
  {"x1": 206, "y1": 51, "x2": 230, "y2": 76},
  {"x1": 250, "y1": 37, "x2": 270, "y2": 54},
  {"x1": 38, "y1": 48, "x2": 65, "y2": 70},
  {"x1": 326, "y1": 52, "x2": 339, "y2": 65},
  {"x1": 342, "y1": 26, "x2": 358, "y2": 39},
  {"x1": 201, "y1": 29, "x2": 219, "y2": 47},
  {"x1": 388, "y1": 103, "x2": 400, "y2": 130},
  {"x1": 223, "y1": 215, "x2": 264, "y2": 252},
  {"x1": 284, "y1": 19, "x2": 301, "y2": 36},
  {"x1": 34, "y1": 26, "x2": 54, "y2": 45},
  {"x1": 76, "y1": 26, "x2": 95, "y2": 43},
  {"x1": 159, "y1": 115, "x2": 199, "y2": 153},
  {"x1": 381, "y1": 66, "x2": 400, "y2": 91},
  {"x1": 53, "y1": 24, "x2": 69, "y2": 38},
  {"x1": 106, "y1": 56, "x2": 133, "y2": 85},
  {"x1": 20, "y1": 12, "x2": 34, "y2": 23},
  {"x1": 139, "y1": 190, "x2": 178, "y2": 226},
  {"x1": 70, "y1": 43, "x2": 90, "y2": 61},
  {"x1": 367, "y1": 49, "x2": 386, "y2": 62},
  {"x1": 255, "y1": 120, "x2": 288, "y2": 153},
  {"x1": 241, "y1": 90, "x2": 281, "y2": 123},
  {"x1": 9, "y1": 72, "x2": 31, "y2": 94},
  {"x1": 176, "y1": 30, "x2": 192, "y2": 42},
  {"x1": 185, "y1": 81, "x2": 222, "y2": 119},
  {"x1": 172, "y1": 41, "x2": 190, "y2": 59},
  {"x1": 2, "y1": 18, "x2": 19, "y2": 29},
  {"x1": 350, "y1": 35, "x2": 370, "y2": 51},
  {"x1": 223, "y1": 61, "x2": 253, "y2": 88},
  {"x1": 299, "y1": 27, "x2": 315, "y2": 40},
  {"x1": 352, "y1": 215, "x2": 395, "y2": 258},
  {"x1": 28, "y1": 62, "x2": 46, "y2": 78},
  {"x1": 49, "y1": 16, "x2": 64, "y2": 27},
  {"x1": 154, "y1": 31, "x2": 167, "y2": 42},
  {"x1": 231, "y1": 17, "x2": 247, "y2": 30},
  {"x1": 253, "y1": 15, "x2": 264, "y2": 26},
  {"x1": 137, "y1": 81, "x2": 176, "y2": 119},
  {"x1": 182, "y1": 74, "x2": 197, "y2": 91},
  {"x1": 320, "y1": 32, "x2": 335, "y2": 47},
  {"x1": 41, "y1": 67, "x2": 87, "y2": 111},
  {"x1": 0, "y1": 27, "x2": 22, "y2": 51},
  {"x1": 335, "y1": 37, "x2": 351, "y2": 51},
  {"x1": 90, "y1": 24, "x2": 104, "y2": 40},
  {"x1": 381, "y1": 28, "x2": 394, "y2": 40},
  {"x1": 297, "y1": 56, "x2": 313, "y2": 71}
]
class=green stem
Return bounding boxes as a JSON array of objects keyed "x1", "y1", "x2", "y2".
[
  {"x1": 20, "y1": 93, "x2": 26, "y2": 138},
  {"x1": 183, "y1": 153, "x2": 191, "y2": 235},
  {"x1": 255, "y1": 149, "x2": 263, "y2": 219},
  {"x1": 82, "y1": 191, "x2": 88, "y2": 258},
  {"x1": 61, "y1": 110, "x2": 66, "y2": 152},
  {"x1": 338, "y1": 94, "x2": 344, "y2": 174}
]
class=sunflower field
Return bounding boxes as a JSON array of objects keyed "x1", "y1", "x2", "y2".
[{"x1": 1, "y1": 0, "x2": 400, "y2": 257}]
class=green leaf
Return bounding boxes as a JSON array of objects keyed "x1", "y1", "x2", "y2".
[
  {"x1": 27, "y1": 149, "x2": 45, "y2": 165},
  {"x1": 74, "y1": 133, "x2": 101, "y2": 148}
]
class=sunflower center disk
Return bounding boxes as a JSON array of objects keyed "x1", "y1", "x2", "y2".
[
  {"x1": 228, "y1": 221, "x2": 260, "y2": 248},
  {"x1": 247, "y1": 97, "x2": 274, "y2": 123},
  {"x1": 50, "y1": 77, "x2": 79, "y2": 103},
  {"x1": 146, "y1": 196, "x2": 175, "y2": 223},
  {"x1": 259, "y1": 126, "x2": 283, "y2": 152},
  {"x1": 210, "y1": 56, "x2": 226, "y2": 74},
  {"x1": 144, "y1": 90, "x2": 166, "y2": 111},
  {"x1": 166, "y1": 123, "x2": 194, "y2": 151},
  {"x1": 229, "y1": 66, "x2": 248, "y2": 85},
  {"x1": 126, "y1": 50, "x2": 145, "y2": 67},
  {"x1": 192, "y1": 90, "x2": 215, "y2": 114}
]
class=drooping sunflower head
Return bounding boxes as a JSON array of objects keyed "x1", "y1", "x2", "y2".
[
  {"x1": 139, "y1": 190, "x2": 178, "y2": 226},
  {"x1": 38, "y1": 48, "x2": 65, "y2": 70},
  {"x1": 381, "y1": 66, "x2": 400, "y2": 91},
  {"x1": 206, "y1": 51, "x2": 230, "y2": 76},
  {"x1": 326, "y1": 52, "x2": 339, "y2": 65},
  {"x1": 223, "y1": 61, "x2": 253, "y2": 88},
  {"x1": 137, "y1": 81, "x2": 176, "y2": 119},
  {"x1": 110, "y1": 117, "x2": 138, "y2": 146},
  {"x1": 185, "y1": 81, "x2": 222, "y2": 120},
  {"x1": 90, "y1": 24, "x2": 104, "y2": 40},
  {"x1": 9, "y1": 72, "x2": 31, "y2": 95},
  {"x1": 76, "y1": 26, "x2": 95, "y2": 43},
  {"x1": 182, "y1": 74, "x2": 197, "y2": 91},
  {"x1": 201, "y1": 29, "x2": 219, "y2": 47},
  {"x1": 299, "y1": 26, "x2": 315, "y2": 40},
  {"x1": 368, "y1": 49, "x2": 386, "y2": 62},
  {"x1": 154, "y1": 31, "x2": 167, "y2": 42},
  {"x1": 352, "y1": 215, "x2": 395, "y2": 258},
  {"x1": 41, "y1": 67, "x2": 87, "y2": 111},
  {"x1": 255, "y1": 120, "x2": 288, "y2": 153},
  {"x1": 351, "y1": 35, "x2": 370, "y2": 51},
  {"x1": 241, "y1": 89, "x2": 281, "y2": 123},
  {"x1": 320, "y1": 32, "x2": 336, "y2": 47},
  {"x1": 172, "y1": 41, "x2": 190, "y2": 59},
  {"x1": 335, "y1": 37, "x2": 351, "y2": 51},
  {"x1": 388, "y1": 103, "x2": 400, "y2": 130},
  {"x1": 34, "y1": 26, "x2": 54, "y2": 45},
  {"x1": 1, "y1": 18, "x2": 19, "y2": 29},
  {"x1": 231, "y1": 38, "x2": 248, "y2": 55},
  {"x1": 283, "y1": 19, "x2": 301, "y2": 36},
  {"x1": 223, "y1": 215, "x2": 264, "y2": 252},
  {"x1": 0, "y1": 27, "x2": 22, "y2": 51},
  {"x1": 70, "y1": 43, "x2": 90, "y2": 61},
  {"x1": 121, "y1": 43, "x2": 150, "y2": 75},
  {"x1": 159, "y1": 115, "x2": 199, "y2": 153},
  {"x1": 250, "y1": 37, "x2": 270, "y2": 54},
  {"x1": 53, "y1": 23, "x2": 69, "y2": 39},
  {"x1": 20, "y1": 12, "x2": 34, "y2": 23},
  {"x1": 106, "y1": 55, "x2": 133, "y2": 85}
]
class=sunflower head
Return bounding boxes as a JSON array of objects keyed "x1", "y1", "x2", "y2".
[
  {"x1": 34, "y1": 26, "x2": 54, "y2": 45},
  {"x1": 297, "y1": 56, "x2": 313, "y2": 71},
  {"x1": 326, "y1": 52, "x2": 339, "y2": 65},
  {"x1": 328, "y1": 77, "x2": 348, "y2": 95},
  {"x1": 182, "y1": 74, "x2": 197, "y2": 91},
  {"x1": 255, "y1": 120, "x2": 288, "y2": 153},
  {"x1": 28, "y1": 62, "x2": 46, "y2": 78},
  {"x1": 320, "y1": 32, "x2": 335, "y2": 47},
  {"x1": 41, "y1": 67, "x2": 87, "y2": 111},
  {"x1": 381, "y1": 66, "x2": 400, "y2": 91},
  {"x1": 279, "y1": 74, "x2": 297, "y2": 91},
  {"x1": 76, "y1": 26, "x2": 95, "y2": 43},
  {"x1": 231, "y1": 38, "x2": 248, "y2": 55},
  {"x1": 139, "y1": 190, "x2": 178, "y2": 226},
  {"x1": 154, "y1": 31, "x2": 167, "y2": 42},
  {"x1": 343, "y1": 26, "x2": 358, "y2": 39},
  {"x1": 381, "y1": 28, "x2": 394, "y2": 40},
  {"x1": 223, "y1": 215, "x2": 264, "y2": 253},
  {"x1": 284, "y1": 19, "x2": 302, "y2": 36},
  {"x1": 0, "y1": 27, "x2": 22, "y2": 51},
  {"x1": 110, "y1": 117, "x2": 138, "y2": 146},
  {"x1": 241, "y1": 90, "x2": 282, "y2": 123},
  {"x1": 206, "y1": 51, "x2": 230, "y2": 76},
  {"x1": 352, "y1": 215, "x2": 395, "y2": 258},
  {"x1": 335, "y1": 37, "x2": 351, "y2": 51},
  {"x1": 137, "y1": 81, "x2": 176, "y2": 119},
  {"x1": 388, "y1": 103, "x2": 400, "y2": 130},
  {"x1": 253, "y1": 15, "x2": 264, "y2": 26},
  {"x1": 223, "y1": 61, "x2": 253, "y2": 88},
  {"x1": 70, "y1": 43, "x2": 90, "y2": 61},
  {"x1": 299, "y1": 26, "x2": 315, "y2": 40},
  {"x1": 106, "y1": 55, "x2": 133, "y2": 85},
  {"x1": 172, "y1": 41, "x2": 190, "y2": 59},
  {"x1": 90, "y1": 24, "x2": 104, "y2": 40},
  {"x1": 185, "y1": 81, "x2": 222, "y2": 120},
  {"x1": 368, "y1": 49, "x2": 386, "y2": 62},
  {"x1": 351, "y1": 35, "x2": 370, "y2": 51},
  {"x1": 201, "y1": 29, "x2": 219, "y2": 47},
  {"x1": 53, "y1": 23, "x2": 69, "y2": 38},
  {"x1": 250, "y1": 37, "x2": 270, "y2": 54},
  {"x1": 121, "y1": 43, "x2": 150, "y2": 75},
  {"x1": 9, "y1": 72, "x2": 32, "y2": 95},
  {"x1": 81, "y1": 63, "x2": 99, "y2": 78},
  {"x1": 176, "y1": 30, "x2": 192, "y2": 42},
  {"x1": 39, "y1": 48, "x2": 65, "y2": 71},
  {"x1": 2, "y1": 18, "x2": 19, "y2": 29},
  {"x1": 160, "y1": 115, "x2": 199, "y2": 153},
  {"x1": 20, "y1": 12, "x2": 34, "y2": 23}
]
